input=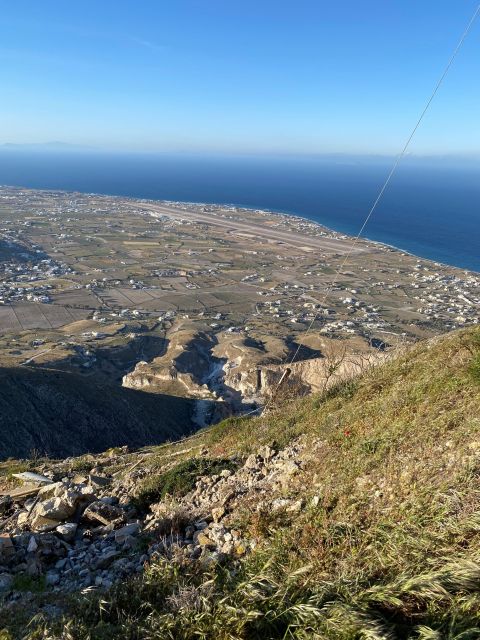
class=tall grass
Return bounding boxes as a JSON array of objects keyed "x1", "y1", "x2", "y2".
[{"x1": 3, "y1": 327, "x2": 480, "y2": 640}]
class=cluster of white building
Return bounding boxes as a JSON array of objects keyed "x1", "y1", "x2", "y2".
[
  {"x1": 0, "y1": 238, "x2": 71, "y2": 305},
  {"x1": 411, "y1": 269, "x2": 480, "y2": 328}
]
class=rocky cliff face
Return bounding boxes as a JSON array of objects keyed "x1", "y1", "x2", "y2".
[
  {"x1": 122, "y1": 330, "x2": 219, "y2": 399},
  {"x1": 122, "y1": 328, "x2": 384, "y2": 420}
]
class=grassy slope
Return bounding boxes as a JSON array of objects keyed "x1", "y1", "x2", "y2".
[{"x1": 6, "y1": 326, "x2": 480, "y2": 639}]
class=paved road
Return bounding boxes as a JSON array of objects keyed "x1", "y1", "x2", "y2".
[{"x1": 146, "y1": 204, "x2": 369, "y2": 256}]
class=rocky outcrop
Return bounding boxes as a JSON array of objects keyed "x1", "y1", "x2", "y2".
[
  {"x1": 123, "y1": 327, "x2": 385, "y2": 422},
  {"x1": 221, "y1": 348, "x2": 384, "y2": 404},
  {"x1": 123, "y1": 330, "x2": 220, "y2": 399},
  {"x1": 0, "y1": 437, "x2": 318, "y2": 600}
]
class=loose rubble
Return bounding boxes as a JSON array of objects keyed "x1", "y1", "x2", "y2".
[{"x1": 0, "y1": 439, "x2": 319, "y2": 606}]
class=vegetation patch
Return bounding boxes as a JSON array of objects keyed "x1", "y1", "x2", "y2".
[
  {"x1": 133, "y1": 457, "x2": 238, "y2": 511},
  {"x1": 69, "y1": 456, "x2": 96, "y2": 473},
  {"x1": 0, "y1": 459, "x2": 30, "y2": 481},
  {"x1": 11, "y1": 574, "x2": 46, "y2": 593},
  {"x1": 468, "y1": 353, "x2": 480, "y2": 384}
]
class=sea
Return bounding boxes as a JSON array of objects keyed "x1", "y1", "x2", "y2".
[{"x1": 0, "y1": 150, "x2": 478, "y2": 272}]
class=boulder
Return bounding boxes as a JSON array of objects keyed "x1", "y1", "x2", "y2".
[
  {"x1": 36, "y1": 497, "x2": 75, "y2": 521},
  {"x1": 93, "y1": 550, "x2": 120, "y2": 570},
  {"x1": 76, "y1": 485, "x2": 97, "y2": 504},
  {"x1": 258, "y1": 445, "x2": 276, "y2": 461},
  {"x1": 244, "y1": 454, "x2": 259, "y2": 470},
  {"x1": 114, "y1": 523, "x2": 140, "y2": 545},
  {"x1": 24, "y1": 497, "x2": 38, "y2": 512},
  {"x1": 194, "y1": 531, "x2": 216, "y2": 548},
  {"x1": 83, "y1": 501, "x2": 125, "y2": 526},
  {"x1": 37, "y1": 482, "x2": 64, "y2": 500},
  {"x1": 89, "y1": 474, "x2": 112, "y2": 489},
  {"x1": 56, "y1": 523, "x2": 78, "y2": 542},
  {"x1": 27, "y1": 536, "x2": 38, "y2": 553},
  {"x1": 16, "y1": 511, "x2": 29, "y2": 526},
  {"x1": 31, "y1": 514, "x2": 61, "y2": 532},
  {"x1": 72, "y1": 474, "x2": 88, "y2": 485}
]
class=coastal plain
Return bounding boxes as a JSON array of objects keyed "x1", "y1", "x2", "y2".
[{"x1": 0, "y1": 186, "x2": 478, "y2": 452}]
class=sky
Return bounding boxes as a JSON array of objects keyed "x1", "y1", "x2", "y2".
[{"x1": 0, "y1": 0, "x2": 479, "y2": 155}]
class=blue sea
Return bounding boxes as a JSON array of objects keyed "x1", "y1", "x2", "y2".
[{"x1": 0, "y1": 150, "x2": 478, "y2": 272}]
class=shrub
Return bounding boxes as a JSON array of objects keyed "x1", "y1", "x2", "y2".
[
  {"x1": 70, "y1": 456, "x2": 95, "y2": 472},
  {"x1": 12, "y1": 574, "x2": 45, "y2": 593},
  {"x1": 133, "y1": 457, "x2": 237, "y2": 511}
]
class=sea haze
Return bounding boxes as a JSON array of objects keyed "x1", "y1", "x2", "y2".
[{"x1": 0, "y1": 151, "x2": 478, "y2": 272}]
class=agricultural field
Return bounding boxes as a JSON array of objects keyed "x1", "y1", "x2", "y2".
[{"x1": 0, "y1": 186, "x2": 477, "y2": 424}]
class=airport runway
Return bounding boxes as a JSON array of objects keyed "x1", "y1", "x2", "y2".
[{"x1": 146, "y1": 204, "x2": 368, "y2": 255}]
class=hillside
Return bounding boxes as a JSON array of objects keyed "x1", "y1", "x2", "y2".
[
  {"x1": 1, "y1": 326, "x2": 480, "y2": 639},
  {"x1": 0, "y1": 365, "x2": 198, "y2": 459}
]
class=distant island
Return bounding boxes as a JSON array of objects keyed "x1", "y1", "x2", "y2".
[{"x1": 1, "y1": 141, "x2": 95, "y2": 151}]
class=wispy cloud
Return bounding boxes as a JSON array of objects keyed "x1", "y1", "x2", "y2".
[
  {"x1": 0, "y1": 18, "x2": 166, "y2": 56},
  {"x1": 127, "y1": 36, "x2": 165, "y2": 53}
]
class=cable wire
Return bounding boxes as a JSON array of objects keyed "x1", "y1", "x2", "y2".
[{"x1": 248, "y1": 3, "x2": 480, "y2": 416}]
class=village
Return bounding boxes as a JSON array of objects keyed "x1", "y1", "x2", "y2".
[{"x1": 0, "y1": 186, "x2": 478, "y2": 401}]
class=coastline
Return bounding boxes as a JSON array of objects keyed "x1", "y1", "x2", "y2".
[
  {"x1": 145, "y1": 197, "x2": 480, "y2": 276},
  {"x1": 1, "y1": 183, "x2": 478, "y2": 276}
]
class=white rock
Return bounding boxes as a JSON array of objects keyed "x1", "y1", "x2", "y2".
[
  {"x1": 27, "y1": 536, "x2": 38, "y2": 553},
  {"x1": 311, "y1": 495, "x2": 321, "y2": 508},
  {"x1": 37, "y1": 482, "x2": 64, "y2": 500},
  {"x1": 56, "y1": 523, "x2": 78, "y2": 542},
  {"x1": 36, "y1": 497, "x2": 75, "y2": 521}
]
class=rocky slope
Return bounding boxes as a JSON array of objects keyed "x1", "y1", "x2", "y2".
[
  {"x1": 0, "y1": 439, "x2": 309, "y2": 597},
  {"x1": 0, "y1": 365, "x2": 197, "y2": 459},
  {"x1": 1, "y1": 326, "x2": 480, "y2": 639}
]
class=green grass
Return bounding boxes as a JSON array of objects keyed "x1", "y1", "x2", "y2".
[
  {"x1": 11, "y1": 574, "x2": 46, "y2": 593},
  {"x1": 468, "y1": 353, "x2": 480, "y2": 384},
  {"x1": 133, "y1": 457, "x2": 238, "y2": 511},
  {"x1": 69, "y1": 456, "x2": 96, "y2": 473},
  {"x1": 0, "y1": 459, "x2": 31, "y2": 481},
  {"x1": 4, "y1": 326, "x2": 480, "y2": 639}
]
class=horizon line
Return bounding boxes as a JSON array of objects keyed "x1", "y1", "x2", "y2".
[{"x1": 1, "y1": 143, "x2": 480, "y2": 160}]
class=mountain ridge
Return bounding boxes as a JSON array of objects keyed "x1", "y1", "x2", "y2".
[{"x1": 0, "y1": 365, "x2": 197, "y2": 459}]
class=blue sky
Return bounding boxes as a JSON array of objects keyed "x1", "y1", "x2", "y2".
[{"x1": 0, "y1": 0, "x2": 479, "y2": 155}]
